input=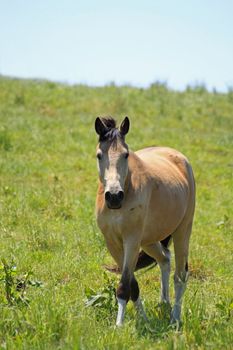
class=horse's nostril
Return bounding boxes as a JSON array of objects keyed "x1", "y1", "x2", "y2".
[
  {"x1": 105, "y1": 191, "x2": 111, "y2": 202},
  {"x1": 105, "y1": 191, "x2": 124, "y2": 204},
  {"x1": 118, "y1": 191, "x2": 124, "y2": 201}
]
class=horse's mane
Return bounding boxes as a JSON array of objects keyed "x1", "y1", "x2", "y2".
[
  {"x1": 101, "y1": 117, "x2": 116, "y2": 129},
  {"x1": 99, "y1": 117, "x2": 122, "y2": 142}
]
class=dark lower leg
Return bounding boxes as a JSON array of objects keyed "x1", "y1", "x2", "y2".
[
  {"x1": 116, "y1": 272, "x2": 140, "y2": 302},
  {"x1": 116, "y1": 270, "x2": 131, "y2": 326},
  {"x1": 130, "y1": 276, "x2": 139, "y2": 302},
  {"x1": 116, "y1": 268, "x2": 131, "y2": 302},
  {"x1": 116, "y1": 238, "x2": 140, "y2": 325}
]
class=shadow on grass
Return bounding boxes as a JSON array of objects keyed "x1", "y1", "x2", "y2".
[{"x1": 135, "y1": 302, "x2": 180, "y2": 341}]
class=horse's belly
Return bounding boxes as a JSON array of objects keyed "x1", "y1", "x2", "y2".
[
  {"x1": 142, "y1": 211, "x2": 184, "y2": 244},
  {"x1": 141, "y1": 186, "x2": 188, "y2": 244}
]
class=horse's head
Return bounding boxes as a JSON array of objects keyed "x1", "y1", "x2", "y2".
[{"x1": 95, "y1": 116, "x2": 130, "y2": 209}]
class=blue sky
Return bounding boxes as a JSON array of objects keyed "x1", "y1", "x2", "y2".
[{"x1": 0, "y1": 0, "x2": 232, "y2": 91}]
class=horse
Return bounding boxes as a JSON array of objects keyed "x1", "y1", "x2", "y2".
[{"x1": 94, "y1": 116, "x2": 195, "y2": 326}]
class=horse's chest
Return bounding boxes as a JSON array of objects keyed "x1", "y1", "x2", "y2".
[
  {"x1": 98, "y1": 211, "x2": 124, "y2": 237},
  {"x1": 96, "y1": 204, "x2": 144, "y2": 243}
]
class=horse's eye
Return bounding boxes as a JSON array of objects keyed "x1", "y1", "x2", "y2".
[
  {"x1": 97, "y1": 153, "x2": 102, "y2": 160},
  {"x1": 124, "y1": 152, "x2": 129, "y2": 159}
]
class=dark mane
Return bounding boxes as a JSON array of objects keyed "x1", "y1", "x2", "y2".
[
  {"x1": 101, "y1": 117, "x2": 116, "y2": 129},
  {"x1": 99, "y1": 117, "x2": 122, "y2": 143}
]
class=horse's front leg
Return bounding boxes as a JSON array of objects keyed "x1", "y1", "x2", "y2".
[{"x1": 116, "y1": 236, "x2": 140, "y2": 326}]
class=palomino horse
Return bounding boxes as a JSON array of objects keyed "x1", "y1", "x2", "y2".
[{"x1": 95, "y1": 117, "x2": 195, "y2": 326}]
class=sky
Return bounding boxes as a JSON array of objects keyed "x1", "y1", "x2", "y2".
[{"x1": 0, "y1": 0, "x2": 233, "y2": 91}]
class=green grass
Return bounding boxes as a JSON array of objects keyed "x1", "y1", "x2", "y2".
[{"x1": 0, "y1": 76, "x2": 232, "y2": 349}]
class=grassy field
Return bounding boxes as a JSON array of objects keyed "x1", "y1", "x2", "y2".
[{"x1": 0, "y1": 76, "x2": 232, "y2": 349}]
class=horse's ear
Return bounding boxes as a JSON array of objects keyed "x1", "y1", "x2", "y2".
[
  {"x1": 120, "y1": 116, "x2": 130, "y2": 136},
  {"x1": 95, "y1": 117, "x2": 106, "y2": 136}
]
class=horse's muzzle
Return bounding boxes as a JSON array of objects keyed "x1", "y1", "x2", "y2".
[{"x1": 105, "y1": 191, "x2": 124, "y2": 209}]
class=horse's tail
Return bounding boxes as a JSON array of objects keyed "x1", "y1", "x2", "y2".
[{"x1": 104, "y1": 235, "x2": 172, "y2": 274}]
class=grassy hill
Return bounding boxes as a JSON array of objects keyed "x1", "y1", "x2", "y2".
[{"x1": 0, "y1": 76, "x2": 232, "y2": 349}]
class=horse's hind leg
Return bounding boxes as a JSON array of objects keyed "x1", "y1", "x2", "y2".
[
  {"x1": 142, "y1": 242, "x2": 171, "y2": 303},
  {"x1": 171, "y1": 221, "x2": 193, "y2": 324}
]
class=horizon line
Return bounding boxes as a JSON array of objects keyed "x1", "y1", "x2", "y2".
[{"x1": 0, "y1": 73, "x2": 232, "y2": 94}]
